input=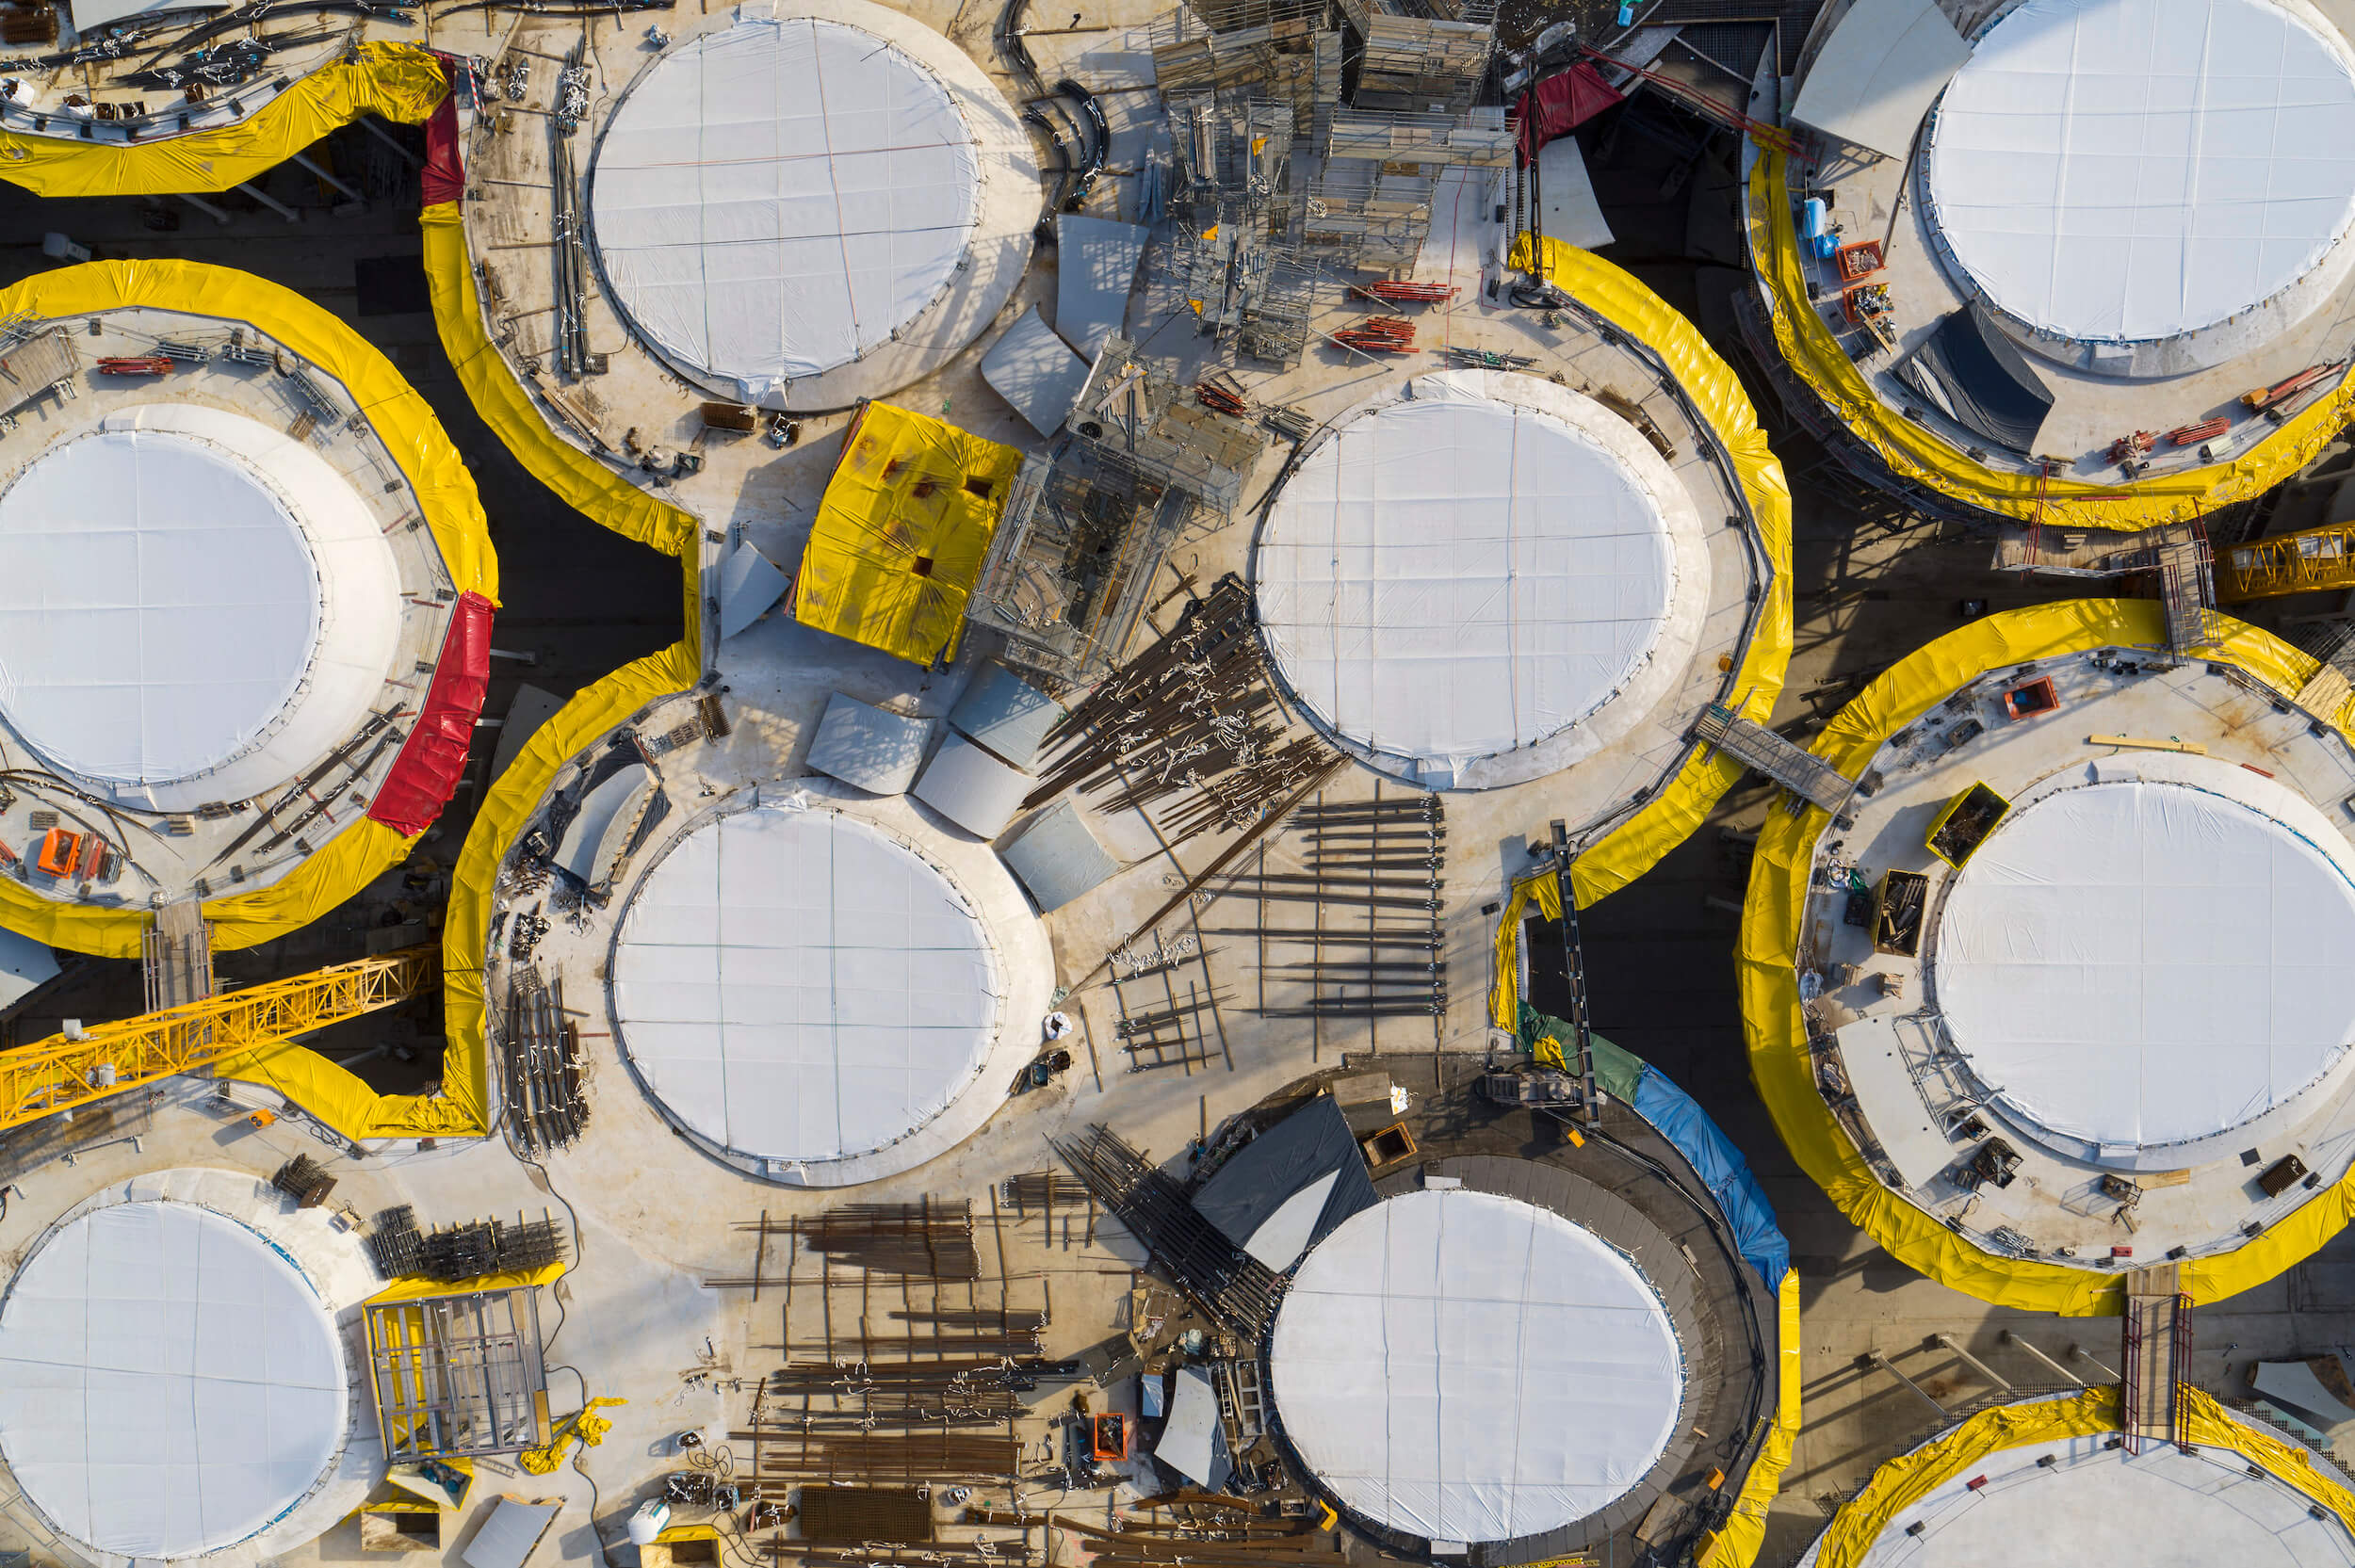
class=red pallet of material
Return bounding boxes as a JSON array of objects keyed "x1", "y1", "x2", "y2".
[
  {"x1": 1353, "y1": 281, "x2": 1458, "y2": 304},
  {"x1": 95, "y1": 356, "x2": 172, "y2": 375},
  {"x1": 2106, "y1": 429, "x2": 2157, "y2": 464},
  {"x1": 2243, "y1": 360, "x2": 2343, "y2": 412},
  {"x1": 2167, "y1": 416, "x2": 2230, "y2": 446},
  {"x1": 1194, "y1": 380, "x2": 1250, "y2": 417}
]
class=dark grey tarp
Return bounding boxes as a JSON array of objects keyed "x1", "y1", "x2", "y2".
[
  {"x1": 1893, "y1": 304, "x2": 2053, "y2": 455},
  {"x1": 1190, "y1": 1094, "x2": 1377, "y2": 1267}
]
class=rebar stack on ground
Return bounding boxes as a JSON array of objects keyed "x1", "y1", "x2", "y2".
[
  {"x1": 1208, "y1": 787, "x2": 1449, "y2": 1021},
  {"x1": 368, "y1": 1207, "x2": 569, "y2": 1282},
  {"x1": 1024, "y1": 575, "x2": 1336, "y2": 846},
  {"x1": 269, "y1": 1154, "x2": 336, "y2": 1208},
  {"x1": 502, "y1": 967, "x2": 588, "y2": 1156},
  {"x1": 1051, "y1": 1123, "x2": 1278, "y2": 1336},
  {"x1": 1000, "y1": 1172, "x2": 1094, "y2": 1212},
  {"x1": 366, "y1": 1204, "x2": 425, "y2": 1278},
  {"x1": 739, "y1": 1431, "x2": 1023, "y2": 1480},
  {"x1": 783, "y1": 1201, "x2": 982, "y2": 1278}
]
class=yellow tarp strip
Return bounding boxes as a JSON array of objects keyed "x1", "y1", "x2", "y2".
[
  {"x1": 365, "y1": 1260, "x2": 569, "y2": 1305},
  {"x1": 0, "y1": 259, "x2": 495, "y2": 964},
  {"x1": 1742, "y1": 599, "x2": 2355, "y2": 1311},
  {"x1": 796, "y1": 402, "x2": 1022, "y2": 666},
  {"x1": 1815, "y1": 1384, "x2": 2355, "y2": 1568},
  {"x1": 1696, "y1": 1270, "x2": 1801, "y2": 1568},
  {"x1": 420, "y1": 199, "x2": 705, "y2": 1144},
  {"x1": 1509, "y1": 234, "x2": 1795, "y2": 906},
  {"x1": 0, "y1": 43, "x2": 447, "y2": 198},
  {"x1": 1746, "y1": 150, "x2": 2355, "y2": 527}
]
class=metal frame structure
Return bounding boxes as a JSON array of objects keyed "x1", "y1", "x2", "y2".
[
  {"x1": 0, "y1": 945, "x2": 436, "y2": 1133},
  {"x1": 1305, "y1": 106, "x2": 1513, "y2": 270},
  {"x1": 365, "y1": 1284, "x2": 555, "y2": 1461}
]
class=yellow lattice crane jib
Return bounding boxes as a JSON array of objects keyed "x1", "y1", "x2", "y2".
[
  {"x1": 2217, "y1": 521, "x2": 2355, "y2": 603},
  {"x1": 521, "y1": 1397, "x2": 626, "y2": 1474},
  {"x1": 0, "y1": 946, "x2": 437, "y2": 1133}
]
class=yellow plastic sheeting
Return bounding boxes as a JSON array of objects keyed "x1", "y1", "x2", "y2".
[
  {"x1": 1741, "y1": 599, "x2": 2355, "y2": 1312},
  {"x1": 1487, "y1": 869, "x2": 1564, "y2": 1030},
  {"x1": 424, "y1": 199, "x2": 706, "y2": 1144},
  {"x1": 214, "y1": 1020, "x2": 490, "y2": 1140},
  {"x1": 1813, "y1": 1385, "x2": 2355, "y2": 1568},
  {"x1": 1696, "y1": 1270, "x2": 1802, "y2": 1568},
  {"x1": 365, "y1": 1261, "x2": 569, "y2": 1306},
  {"x1": 0, "y1": 44, "x2": 446, "y2": 199},
  {"x1": 1509, "y1": 234, "x2": 1795, "y2": 907},
  {"x1": 1747, "y1": 152, "x2": 2355, "y2": 528},
  {"x1": 797, "y1": 402, "x2": 1023, "y2": 666},
  {"x1": 0, "y1": 259, "x2": 495, "y2": 962}
]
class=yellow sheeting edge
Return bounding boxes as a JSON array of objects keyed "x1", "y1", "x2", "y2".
[
  {"x1": 1814, "y1": 1385, "x2": 2355, "y2": 1568},
  {"x1": 1741, "y1": 598, "x2": 2355, "y2": 1312},
  {"x1": 365, "y1": 1260, "x2": 568, "y2": 1305},
  {"x1": 0, "y1": 259, "x2": 495, "y2": 964},
  {"x1": 418, "y1": 199, "x2": 704, "y2": 1144},
  {"x1": 1510, "y1": 234, "x2": 1795, "y2": 906},
  {"x1": 1747, "y1": 151, "x2": 2355, "y2": 527},
  {"x1": 0, "y1": 43, "x2": 447, "y2": 198},
  {"x1": 1696, "y1": 1271, "x2": 1801, "y2": 1568}
]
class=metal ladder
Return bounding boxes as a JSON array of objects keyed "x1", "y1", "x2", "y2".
[
  {"x1": 1693, "y1": 703, "x2": 1856, "y2": 815},
  {"x1": 2152, "y1": 523, "x2": 2218, "y2": 661}
]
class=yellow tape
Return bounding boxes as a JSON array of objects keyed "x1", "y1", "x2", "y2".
[
  {"x1": 422, "y1": 199, "x2": 704, "y2": 1144},
  {"x1": 0, "y1": 259, "x2": 494, "y2": 965},
  {"x1": 1742, "y1": 599, "x2": 2355, "y2": 1311},
  {"x1": 1814, "y1": 1384, "x2": 2355, "y2": 1568},
  {"x1": 1747, "y1": 152, "x2": 2355, "y2": 527},
  {"x1": 0, "y1": 44, "x2": 447, "y2": 199},
  {"x1": 1509, "y1": 235, "x2": 1795, "y2": 907},
  {"x1": 1695, "y1": 1271, "x2": 1801, "y2": 1568},
  {"x1": 365, "y1": 1260, "x2": 570, "y2": 1305}
]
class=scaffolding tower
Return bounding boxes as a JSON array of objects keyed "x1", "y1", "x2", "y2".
[
  {"x1": 1166, "y1": 93, "x2": 1322, "y2": 366},
  {"x1": 1338, "y1": 0, "x2": 1497, "y2": 113},
  {"x1": 1150, "y1": 6, "x2": 1342, "y2": 136},
  {"x1": 1304, "y1": 105, "x2": 1515, "y2": 270}
]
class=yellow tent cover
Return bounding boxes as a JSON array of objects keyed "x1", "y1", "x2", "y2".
[{"x1": 796, "y1": 402, "x2": 1021, "y2": 667}]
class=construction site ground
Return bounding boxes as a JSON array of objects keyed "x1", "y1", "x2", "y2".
[{"x1": 3, "y1": 38, "x2": 2355, "y2": 1568}]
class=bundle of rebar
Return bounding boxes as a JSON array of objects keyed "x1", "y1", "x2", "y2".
[
  {"x1": 369, "y1": 1209, "x2": 569, "y2": 1283},
  {"x1": 744, "y1": 1430, "x2": 1021, "y2": 1479},
  {"x1": 502, "y1": 968, "x2": 588, "y2": 1156},
  {"x1": 1000, "y1": 1172, "x2": 1093, "y2": 1212},
  {"x1": 270, "y1": 1153, "x2": 336, "y2": 1209},
  {"x1": 366, "y1": 1204, "x2": 425, "y2": 1278},
  {"x1": 1024, "y1": 575, "x2": 1336, "y2": 846},
  {"x1": 1051, "y1": 1124, "x2": 1277, "y2": 1335},
  {"x1": 783, "y1": 1202, "x2": 981, "y2": 1278}
]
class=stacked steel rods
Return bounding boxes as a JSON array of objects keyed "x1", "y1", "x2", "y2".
[
  {"x1": 1024, "y1": 575, "x2": 1335, "y2": 846},
  {"x1": 1207, "y1": 788, "x2": 1448, "y2": 1020}
]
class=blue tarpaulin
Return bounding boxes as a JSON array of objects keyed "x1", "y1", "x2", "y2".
[{"x1": 1632, "y1": 1066, "x2": 1792, "y2": 1291}]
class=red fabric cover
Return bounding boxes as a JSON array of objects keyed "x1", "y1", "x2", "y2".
[
  {"x1": 367, "y1": 590, "x2": 494, "y2": 836},
  {"x1": 1515, "y1": 63, "x2": 1625, "y2": 159},
  {"x1": 421, "y1": 58, "x2": 464, "y2": 207}
]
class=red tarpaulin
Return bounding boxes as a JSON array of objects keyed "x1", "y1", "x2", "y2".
[
  {"x1": 367, "y1": 590, "x2": 494, "y2": 836},
  {"x1": 421, "y1": 57, "x2": 463, "y2": 206},
  {"x1": 1515, "y1": 63, "x2": 1625, "y2": 159}
]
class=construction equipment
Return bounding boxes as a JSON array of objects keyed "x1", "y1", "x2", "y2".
[
  {"x1": 0, "y1": 945, "x2": 436, "y2": 1133},
  {"x1": 1087, "y1": 1414, "x2": 1130, "y2": 1462},
  {"x1": 2242, "y1": 360, "x2": 2343, "y2": 414},
  {"x1": 520, "y1": 1396, "x2": 625, "y2": 1474}
]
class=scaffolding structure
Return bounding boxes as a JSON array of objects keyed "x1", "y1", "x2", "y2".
[
  {"x1": 1149, "y1": 7, "x2": 1342, "y2": 136},
  {"x1": 365, "y1": 1285, "x2": 554, "y2": 1461},
  {"x1": 1305, "y1": 105, "x2": 1514, "y2": 269},
  {"x1": 1338, "y1": 0, "x2": 1497, "y2": 113},
  {"x1": 1167, "y1": 93, "x2": 1322, "y2": 366}
]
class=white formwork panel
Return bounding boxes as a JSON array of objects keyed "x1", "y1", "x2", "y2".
[
  {"x1": 0, "y1": 405, "x2": 399, "y2": 794},
  {"x1": 612, "y1": 804, "x2": 1002, "y2": 1163},
  {"x1": 1932, "y1": 771, "x2": 2355, "y2": 1151},
  {"x1": 1254, "y1": 375, "x2": 1683, "y2": 773},
  {"x1": 588, "y1": 17, "x2": 983, "y2": 399},
  {"x1": 1266, "y1": 1189, "x2": 1684, "y2": 1544},
  {"x1": 1925, "y1": 0, "x2": 2355, "y2": 343},
  {"x1": 0, "y1": 1201, "x2": 347, "y2": 1560}
]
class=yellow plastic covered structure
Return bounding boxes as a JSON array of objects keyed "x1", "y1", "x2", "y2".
[
  {"x1": 423, "y1": 198, "x2": 706, "y2": 1145},
  {"x1": 796, "y1": 401, "x2": 1023, "y2": 667},
  {"x1": 0, "y1": 261, "x2": 495, "y2": 977},
  {"x1": 1747, "y1": 151, "x2": 2355, "y2": 527},
  {"x1": 0, "y1": 44, "x2": 448, "y2": 198},
  {"x1": 1696, "y1": 1271, "x2": 1801, "y2": 1568},
  {"x1": 1811, "y1": 1385, "x2": 2355, "y2": 1568},
  {"x1": 1507, "y1": 234, "x2": 1794, "y2": 906},
  {"x1": 1742, "y1": 599, "x2": 2355, "y2": 1312}
]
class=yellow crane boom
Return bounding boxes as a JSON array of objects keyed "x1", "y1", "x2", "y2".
[
  {"x1": 0, "y1": 946, "x2": 437, "y2": 1134},
  {"x1": 2217, "y1": 521, "x2": 2355, "y2": 603}
]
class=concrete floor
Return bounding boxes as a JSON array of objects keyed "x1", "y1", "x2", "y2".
[{"x1": 0, "y1": 23, "x2": 2354, "y2": 1568}]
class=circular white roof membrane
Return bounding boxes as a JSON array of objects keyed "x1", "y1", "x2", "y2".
[
  {"x1": 1933, "y1": 774, "x2": 2355, "y2": 1151},
  {"x1": 0, "y1": 1200, "x2": 347, "y2": 1560},
  {"x1": 590, "y1": 17, "x2": 983, "y2": 398},
  {"x1": 612, "y1": 804, "x2": 1001, "y2": 1163},
  {"x1": 1925, "y1": 0, "x2": 2355, "y2": 344},
  {"x1": 1254, "y1": 379, "x2": 1679, "y2": 776},
  {"x1": 0, "y1": 426, "x2": 319, "y2": 784},
  {"x1": 1266, "y1": 1188, "x2": 1684, "y2": 1544}
]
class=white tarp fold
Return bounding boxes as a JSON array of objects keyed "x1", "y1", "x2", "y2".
[
  {"x1": 1789, "y1": 0, "x2": 1972, "y2": 158},
  {"x1": 1266, "y1": 1189, "x2": 1684, "y2": 1544}
]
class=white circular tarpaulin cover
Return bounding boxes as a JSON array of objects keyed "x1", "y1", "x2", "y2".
[
  {"x1": 1925, "y1": 0, "x2": 2355, "y2": 343},
  {"x1": 0, "y1": 425, "x2": 325, "y2": 785},
  {"x1": 589, "y1": 17, "x2": 983, "y2": 399},
  {"x1": 0, "y1": 1200, "x2": 347, "y2": 1560},
  {"x1": 1266, "y1": 1188, "x2": 1684, "y2": 1544},
  {"x1": 1255, "y1": 379, "x2": 1677, "y2": 772},
  {"x1": 612, "y1": 804, "x2": 1000, "y2": 1163},
  {"x1": 1933, "y1": 774, "x2": 2355, "y2": 1150}
]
